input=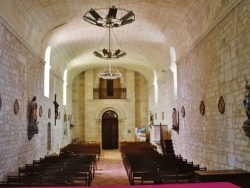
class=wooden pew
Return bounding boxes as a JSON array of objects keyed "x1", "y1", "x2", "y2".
[
  {"x1": 121, "y1": 142, "x2": 206, "y2": 185},
  {"x1": 194, "y1": 169, "x2": 250, "y2": 188},
  {"x1": 60, "y1": 142, "x2": 101, "y2": 161}
]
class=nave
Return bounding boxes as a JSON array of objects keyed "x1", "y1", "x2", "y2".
[
  {"x1": 0, "y1": 142, "x2": 241, "y2": 188},
  {"x1": 91, "y1": 149, "x2": 130, "y2": 186}
]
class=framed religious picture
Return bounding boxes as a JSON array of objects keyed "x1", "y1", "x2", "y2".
[
  {"x1": 218, "y1": 96, "x2": 225, "y2": 114},
  {"x1": 14, "y1": 99, "x2": 19, "y2": 115},
  {"x1": 200, "y1": 101, "x2": 205, "y2": 116}
]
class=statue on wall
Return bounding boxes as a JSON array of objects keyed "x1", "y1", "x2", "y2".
[
  {"x1": 242, "y1": 77, "x2": 250, "y2": 138},
  {"x1": 172, "y1": 108, "x2": 179, "y2": 132},
  {"x1": 53, "y1": 94, "x2": 59, "y2": 125},
  {"x1": 244, "y1": 77, "x2": 250, "y2": 122},
  {"x1": 149, "y1": 111, "x2": 154, "y2": 128},
  {"x1": 28, "y1": 96, "x2": 39, "y2": 140}
]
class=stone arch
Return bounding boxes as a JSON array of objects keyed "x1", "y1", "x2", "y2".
[
  {"x1": 94, "y1": 105, "x2": 126, "y2": 145},
  {"x1": 94, "y1": 106, "x2": 125, "y2": 120}
]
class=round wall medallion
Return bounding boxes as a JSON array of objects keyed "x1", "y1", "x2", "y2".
[
  {"x1": 218, "y1": 96, "x2": 225, "y2": 114},
  {"x1": 181, "y1": 106, "x2": 185, "y2": 117},
  {"x1": 14, "y1": 99, "x2": 19, "y2": 115},
  {"x1": 39, "y1": 106, "x2": 42, "y2": 117},
  {"x1": 200, "y1": 101, "x2": 205, "y2": 116},
  {"x1": 48, "y1": 108, "x2": 51, "y2": 119}
]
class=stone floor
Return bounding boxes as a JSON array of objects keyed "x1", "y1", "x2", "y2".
[{"x1": 91, "y1": 149, "x2": 130, "y2": 186}]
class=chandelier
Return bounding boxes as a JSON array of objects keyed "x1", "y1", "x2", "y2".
[
  {"x1": 93, "y1": 24, "x2": 126, "y2": 60},
  {"x1": 83, "y1": 1, "x2": 135, "y2": 79},
  {"x1": 83, "y1": 6, "x2": 135, "y2": 28},
  {"x1": 98, "y1": 61, "x2": 122, "y2": 80},
  {"x1": 95, "y1": 26, "x2": 123, "y2": 79}
]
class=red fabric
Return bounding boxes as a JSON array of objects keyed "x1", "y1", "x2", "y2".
[{"x1": 29, "y1": 182, "x2": 240, "y2": 188}]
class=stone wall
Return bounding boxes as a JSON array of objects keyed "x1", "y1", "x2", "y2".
[
  {"x1": 151, "y1": 0, "x2": 250, "y2": 170},
  {"x1": 71, "y1": 69, "x2": 148, "y2": 146},
  {"x1": 135, "y1": 72, "x2": 148, "y2": 129},
  {"x1": 0, "y1": 22, "x2": 72, "y2": 180}
]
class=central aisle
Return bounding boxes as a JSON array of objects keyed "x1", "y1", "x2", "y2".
[{"x1": 91, "y1": 149, "x2": 130, "y2": 186}]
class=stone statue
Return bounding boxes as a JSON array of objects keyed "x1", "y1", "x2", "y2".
[
  {"x1": 172, "y1": 108, "x2": 178, "y2": 129},
  {"x1": 244, "y1": 77, "x2": 250, "y2": 122},
  {"x1": 29, "y1": 96, "x2": 38, "y2": 126},
  {"x1": 149, "y1": 111, "x2": 154, "y2": 128}
]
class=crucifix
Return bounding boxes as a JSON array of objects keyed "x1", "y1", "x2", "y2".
[{"x1": 53, "y1": 94, "x2": 59, "y2": 125}]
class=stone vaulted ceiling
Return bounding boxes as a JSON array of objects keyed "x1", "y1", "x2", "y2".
[{"x1": 0, "y1": 0, "x2": 234, "y2": 84}]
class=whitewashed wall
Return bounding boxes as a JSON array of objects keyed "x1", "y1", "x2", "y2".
[
  {"x1": 0, "y1": 22, "x2": 72, "y2": 180},
  {"x1": 149, "y1": 0, "x2": 250, "y2": 170}
]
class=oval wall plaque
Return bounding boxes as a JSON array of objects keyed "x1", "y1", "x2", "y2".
[
  {"x1": 218, "y1": 96, "x2": 225, "y2": 114},
  {"x1": 200, "y1": 101, "x2": 205, "y2": 116},
  {"x1": 14, "y1": 99, "x2": 19, "y2": 115}
]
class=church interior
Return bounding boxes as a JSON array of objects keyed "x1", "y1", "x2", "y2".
[{"x1": 0, "y1": 0, "x2": 250, "y2": 187}]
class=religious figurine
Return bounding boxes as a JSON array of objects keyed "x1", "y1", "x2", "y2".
[
  {"x1": 53, "y1": 95, "x2": 59, "y2": 119},
  {"x1": 149, "y1": 111, "x2": 154, "y2": 128},
  {"x1": 28, "y1": 96, "x2": 39, "y2": 140},
  {"x1": 53, "y1": 94, "x2": 59, "y2": 125},
  {"x1": 172, "y1": 108, "x2": 179, "y2": 131},
  {"x1": 243, "y1": 78, "x2": 250, "y2": 122},
  {"x1": 242, "y1": 78, "x2": 250, "y2": 138},
  {"x1": 30, "y1": 96, "x2": 38, "y2": 125}
]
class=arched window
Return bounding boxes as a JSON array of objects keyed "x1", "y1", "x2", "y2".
[
  {"x1": 170, "y1": 47, "x2": 177, "y2": 100},
  {"x1": 63, "y1": 69, "x2": 67, "y2": 105},
  {"x1": 153, "y1": 70, "x2": 158, "y2": 105},
  {"x1": 44, "y1": 46, "x2": 51, "y2": 97}
]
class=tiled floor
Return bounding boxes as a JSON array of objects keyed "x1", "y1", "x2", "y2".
[{"x1": 91, "y1": 149, "x2": 130, "y2": 186}]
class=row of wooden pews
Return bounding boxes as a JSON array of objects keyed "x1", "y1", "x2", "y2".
[
  {"x1": 120, "y1": 142, "x2": 206, "y2": 185},
  {"x1": 0, "y1": 142, "x2": 101, "y2": 187},
  {"x1": 60, "y1": 142, "x2": 101, "y2": 161}
]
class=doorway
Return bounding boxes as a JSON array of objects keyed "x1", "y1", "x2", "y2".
[{"x1": 102, "y1": 110, "x2": 118, "y2": 149}]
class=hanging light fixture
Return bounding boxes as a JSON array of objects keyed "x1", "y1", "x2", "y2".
[
  {"x1": 83, "y1": 5, "x2": 135, "y2": 28},
  {"x1": 98, "y1": 61, "x2": 122, "y2": 80},
  {"x1": 93, "y1": 24, "x2": 126, "y2": 60},
  {"x1": 83, "y1": 1, "x2": 135, "y2": 79},
  {"x1": 95, "y1": 25, "x2": 123, "y2": 79}
]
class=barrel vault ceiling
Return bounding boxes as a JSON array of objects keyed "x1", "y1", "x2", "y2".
[{"x1": 0, "y1": 0, "x2": 234, "y2": 84}]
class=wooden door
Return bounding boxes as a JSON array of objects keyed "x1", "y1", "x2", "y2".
[{"x1": 102, "y1": 111, "x2": 118, "y2": 149}]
